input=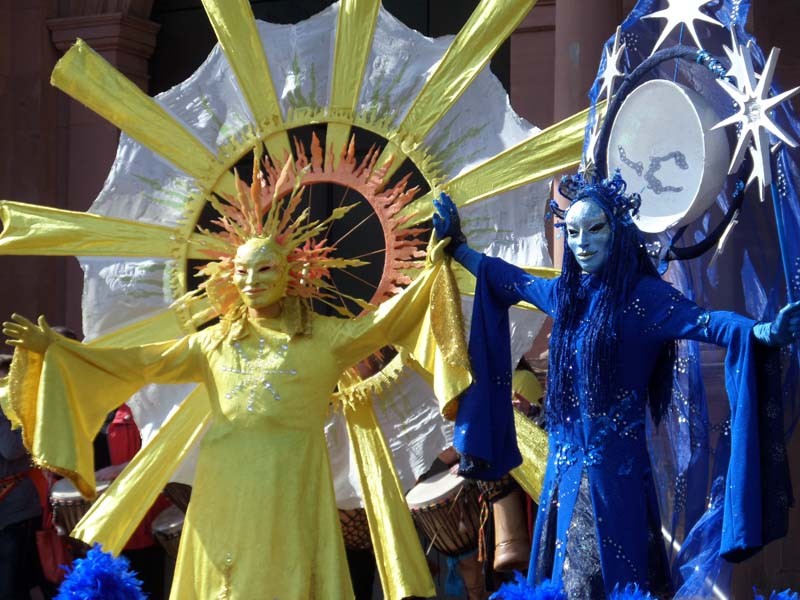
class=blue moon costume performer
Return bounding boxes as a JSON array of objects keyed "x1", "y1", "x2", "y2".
[{"x1": 433, "y1": 174, "x2": 800, "y2": 597}]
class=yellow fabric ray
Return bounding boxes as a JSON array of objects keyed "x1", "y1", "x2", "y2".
[
  {"x1": 378, "y1": 0, "x2": 538, "y2": 179},
  {"x1": 400, "y1": 104, "x2": 603, "y2": 225},
  {"x1": 343, "y1": 399, "x2": 436, "y2": 600},
  {"x1": 511, "y1": 411, "x2": 549, "y2": 501},
  {"x1": 325, "y1": 0, "x2": 382, "y2": 164},
  {"x1": 201, "y1": 0, "x2": 292, "y2": 162},
  {"x1": 73, "y1": 387, "x2": 211, "y2": 554},
  {"x1": 51, "y1": 41, "x2": 224, "y2": 189},
  {"x1": 0, "y1": 201, "x2": 226, "y2": 260}
]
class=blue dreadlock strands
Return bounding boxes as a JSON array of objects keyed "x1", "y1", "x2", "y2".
[{"x1": 547, "y1": 172, "x2": 676, "y2": 425}]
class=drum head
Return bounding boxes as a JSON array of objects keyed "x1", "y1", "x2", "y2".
[
  {"x1": 152, "y1": 505, "x2": 185, "y2": 537},
  {"x1": 406, "y1": 469, "x2": 464, "y2": 508},
  {"x1": 607, "y1": 79, "x2": 730, "y2": 233},
  {"x1": 51, "y1": 476, "x2": 81, "y2": 501}
]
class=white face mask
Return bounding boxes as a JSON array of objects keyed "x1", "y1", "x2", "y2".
[
  {"x1": 232, "y1": 238, "x2": 290, "y2": 311},
  {"x1": 564, "y1": 200, "x2": 611, "y2": 274}
]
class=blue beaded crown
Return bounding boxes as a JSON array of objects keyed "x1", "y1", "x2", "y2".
[{"x1": 551, "y1": 170, "x2": 642, "y2": 224}]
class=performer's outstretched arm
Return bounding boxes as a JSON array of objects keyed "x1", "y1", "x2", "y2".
[
  {"x1": 752, "y1": 300, "x2": 800, "y2": 346},
  {"x1": 432, "y1": 192, "x2": 558, "y2": 315},
  {"x1": 2, "y1": 312, "x2": 205, "y2": 497}
]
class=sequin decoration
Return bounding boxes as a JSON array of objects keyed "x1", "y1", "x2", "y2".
[{"x1": 221, "y1": 338, "x2": 297, "y2": 412}]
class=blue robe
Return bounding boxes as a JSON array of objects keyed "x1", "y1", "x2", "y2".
[{"x1": 454, "y1": 256, "x2": 791, "y2": 596}]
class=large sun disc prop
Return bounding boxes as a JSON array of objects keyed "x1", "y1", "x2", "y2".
[{"x1": 0, "y1": 0, "x2": 587, "y2": 510}]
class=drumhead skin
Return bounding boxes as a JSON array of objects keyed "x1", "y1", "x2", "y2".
[
  {"x1": 607, "y1": 79, "x2": 730, "y2": 233},
  {"x1": 406, "y1": 470, "x2": 464, "y2": 508},
  {"x1": 152, "y1": 505, "x2": 185, "y2": 537}
]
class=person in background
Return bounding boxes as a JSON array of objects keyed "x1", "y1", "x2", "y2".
[{"x1": 0, "y1": 353, "x2": 43, "y2": 599}]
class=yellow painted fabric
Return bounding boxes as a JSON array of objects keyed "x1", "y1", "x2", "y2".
[
  {"x1": 0, "y1": 201, "x2": 226, "y2": 260},
  {"x1": 326, "y1": 0, "x2": 381, "y2": 160},
  {"x1": 401, "y1": 104, "x2": 603, "y2": 225},
  {"x1": 344, "y1": 400, "x2": 435, "y2": 600},
  {"x1": 51, "y1": 40, "x2": 223, "y2": 189},
  {"x1": 200, "y1": 0, "x2": 291, "y2": 162},
  {"x1": 378, "y1": 0, "x2": 536, "y2": 178},
  {"x1": 7, "y1": 260, "x2": 469, "y2": 599},
  {"x1": 395, "y1": 0, "x2": 536, "y2": 137},
  {"x1": 0, "y1": 201, "x2": 171, "y2": 259},
  {"x1": 510, "y1": 411, "x2": 549, "y2": 502}
]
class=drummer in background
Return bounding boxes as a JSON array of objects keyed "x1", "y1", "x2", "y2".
[
  {"x1": 106, "y1": 404, "x2": 170, "y2": 600},
  {"x1": 0, "y1": 353, "x2": 44, "y2": 599}
]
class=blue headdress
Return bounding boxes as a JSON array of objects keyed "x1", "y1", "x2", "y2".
[{"x1": 546, "y1": 170, "x2": 675, "y2": 424}]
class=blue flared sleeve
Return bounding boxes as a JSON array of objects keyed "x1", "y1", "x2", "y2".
[
  {"x1": 637, "y1": 276, "x2": 792, "y2": 562},
  {"x1": 454, "y1": 256, "x2": 557, "y2": 479}
]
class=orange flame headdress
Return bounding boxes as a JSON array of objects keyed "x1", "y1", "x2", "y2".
[{"x1": 195, "y1": 152, "x2": 368, "y2": 317}]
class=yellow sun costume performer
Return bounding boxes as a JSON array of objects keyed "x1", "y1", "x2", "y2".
[
  {"x1": 0, "y1": 0, "x2": 594, "y2": 597},
  {"x1": 3, "y1": 161, "x2": 470, "y2": 599}
]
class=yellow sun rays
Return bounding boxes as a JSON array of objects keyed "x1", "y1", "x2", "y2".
[
  {"x1": 51, "y1": 41, "x2": 225, "y2": 191},
  {"x1": 200, "y1": 0, "x2": 292, "y2": 162},
  {"x1": 326, "y1": 0, "x2": 382, "y2": 165},
  {"x1": 2, "y1": 0, "x2": 588, "y2": 348},
  {"x1": 399, "y1": 104, "x2": 605, "y2": 225},
  {"x1": 377, "y1": 0, "x2": 539, "y2": 181}
]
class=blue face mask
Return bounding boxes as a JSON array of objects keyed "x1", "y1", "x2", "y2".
[{"x1": 565, "y1": 199, "x2": 611, "y2": 274}]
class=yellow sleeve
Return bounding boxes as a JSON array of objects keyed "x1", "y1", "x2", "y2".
[
  {"x1": 331, "y1": 258, "x2": 471, "y2": 419},
  {"x1": 331, "y1": 257, "x2": 472, "y2": 600},
  {"x1": 7, "y1": 334, "x2": 204, "y2": 497}
]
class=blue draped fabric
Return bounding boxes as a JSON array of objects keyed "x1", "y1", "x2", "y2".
[
  {"x1": 453, "y1": 255, "x2": 522, "y2": 480},
  {"x1": 462, "y1": 256, "x2": 790, "y2": 595}
]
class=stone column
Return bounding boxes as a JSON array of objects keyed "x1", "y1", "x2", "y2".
[{"x1": 551, "y1": 0, "x2": 620, "y2": 268}]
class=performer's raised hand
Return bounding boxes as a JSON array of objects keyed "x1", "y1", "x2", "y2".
[
  {"x1": 3, "y1": 314, "x2": 53, "y2": 354},
  {"x1": 754, "y1": 300, "x2": 800, "y2": 346},
  {"x1": 432, "y1": 192, "x2": 466, "y2": 250}
]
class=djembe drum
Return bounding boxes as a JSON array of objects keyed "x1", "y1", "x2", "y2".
[
  {"x1": 407, "y1": 471, "x2": 485, "y2": 599},
  {"x1": 50, "y1": 463, "x2": 127, "y2": 535},
  {"x1": 406, "y1": 470, "x2": 481, "y2": 557},
  {"x1": 152, "y1": 505, "x2": 184, "y2": 560},
  {"x1": 476, "y1": 475, "x2": 530, "y2": 572}
]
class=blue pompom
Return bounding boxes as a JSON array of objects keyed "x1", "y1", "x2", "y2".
[
  {"x1": 490, "y1": 572, "x2": 567, "y2": 600},
  {"x1": 56, "y1": 544, "x2": 147, "y2": 600},
  {"x1": 609, "y1": 583, "x2": 655, "y2": 599},
  {"x1": 754, "y1": 589, "x2": 799, "y2": 600}
]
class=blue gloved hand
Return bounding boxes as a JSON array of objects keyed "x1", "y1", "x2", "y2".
[
  {"x1": 432, "y1": 192, "x2": 467, "y2": 251},
  {"x1": 753, "y1": 300, "x2": 800, "y2": 346}
]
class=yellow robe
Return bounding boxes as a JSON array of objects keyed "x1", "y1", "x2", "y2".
[{"x1": 4, "y1": 262, "x2": 470, "y2": 599}]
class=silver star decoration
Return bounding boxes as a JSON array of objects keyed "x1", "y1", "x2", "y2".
[
  {"x1": 643, "y1": 0, "x2": 723, "y2": 55},
  {"x1": 580, "y1": 116, "x2": 602, "y2": 180},
  {"x1": 722, "y1": 29, "x2": 758, "y2": 89},
  {"x1": 597, "y1": 27, "x2": 626, "y2": 102},
  {"x1": 713, "y1": 41, "x2": 800, "y2": 201}
]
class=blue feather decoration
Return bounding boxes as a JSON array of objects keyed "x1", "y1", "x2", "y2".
[
  {"x1": 609, "y1": 583, "x2": 655, "y2": 599},
  {"x1": 55, "y1": 544, "x2": 147, "y2": 600},
  {"x1": 490, "y1": 572, "x2": 567, "y2": 600},
  {"x1": 754, "y1": 589, "x2": 799, "y2": 600}
]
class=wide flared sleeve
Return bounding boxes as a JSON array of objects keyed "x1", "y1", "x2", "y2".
[
  {"x1": 455, "y1": 256, "x2": 558, "y2": 479},
  {"x1": 6, "y1": 333, "x2": 205, "y2": 498},
  {"x1": 330, "y1": 257, "x2": 472, "y2": 418},
  {"x1": 328, "y1": 257, "x2": 471, "y2": 600},
  {"x1": 637, "y1": 276, "x2": 792, "y2": 562}
]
